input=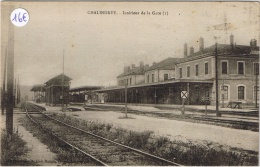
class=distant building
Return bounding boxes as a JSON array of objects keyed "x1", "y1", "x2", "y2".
[
  {"x1": 45, "y1": 74, "x2": 72, "y2": 106},
  {"x1": 117, "y1": 62, "x2": 146, "y2": 86},
  {"x1": 145, "y1": 58, "x2": 181, "y2": 83}
]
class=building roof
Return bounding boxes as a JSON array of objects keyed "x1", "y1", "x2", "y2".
[
  {"x1": 30, "y1": 85, "x2": 46, "y2": 92},
  {"x1": 70, "y1": 86, "x2": 104, "y2": 92},
  {"x1": 191, "y1": 44, "x2": 255, "y2": 56},
  {"x1": 117, "y1": 66, "x2": 145, "y2": 78},
  {"x1": 180, "y1": 44, "x2": 259, "y2": 63},
  {"x1": 95, "y1": 79, "x2": 213, "y2": 92},
  {"x1": 147, "y1": 57, "x2": 182, "y2": 71},
  {"x1": 45, "y1": 74, "x2": 72, "y2": 86}
]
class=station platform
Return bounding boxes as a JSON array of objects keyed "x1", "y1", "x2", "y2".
[
  {"x1": 29, "y1": 101, "x2": 258, "y2": 113},
  {"x1": 84, "y1": 102, "x2": 258, "y2": 114},
  {"x1": 29, "y1": 101, "x2": 259, "y2": 124}
]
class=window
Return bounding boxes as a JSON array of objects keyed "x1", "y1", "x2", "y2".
[
  {"x1": 164, "y1": 73, "x2": 169, "y2": 81},
  {"x1": 205, "y1": 62, "x2": 208, "y2": 75},
  {"x1": 254, "y1": 86, "x2": 259, "y2": 100},
  {"x1": 238, "y1": 86, "x2": 245, "y2": 100},
  {"x1": 187, "y1": 66, "x2": 190, "y2": 77},
  {"x1": 238, "y1": 62, "x2": 245, "y2": 75},
  {"x1": 195, "y1": 64, "x2": 199, "y2": 76},
  {"x1": 254, "y1": 62, "x2": 259, "y2": 75},
  {"x1": 222, "y1": 61, "x2": 228, "y2": 74},
  {"x1": 147, "y1": 75, "x2": 149, "y2": 83},
  {"x1": 221, "y1": 85, "x2": 229, "y2": 100},
  {"x1": 152, "y1": 74, "x2": 154, "y2": 82},
  {"x1": 130, "y1": 78, "x2": 132, "y2": 85},
  {"x1": 127, "y1": 79, "x2": 129, "y2": 85},
  {"x1": 179, "y1": 68, "x2": 182, "y2": 78}
]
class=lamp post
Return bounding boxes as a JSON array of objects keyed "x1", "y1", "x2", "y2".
[{"x1": 215, "y1": 42, "x2": 220, "y2": 117}]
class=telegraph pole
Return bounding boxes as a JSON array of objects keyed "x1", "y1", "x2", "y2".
[
  {"x1": 125, "y1": 81, "x2": 128, "y2": 118},
  {"x1": 215, "y1": 42, "x2": 220, "y2": 117},
  {"x1": 6, "y1": 14, "x2": 15, "y2": 134},
  {"x1": 255, "y1": 61, "x2": 258, "y2": 108},
  {"x1": 2, "y1": 47, "x2": 7, "y2": 115},
  {"x1": 62, "y1": 50, "x2": 64, "y2": 111}
]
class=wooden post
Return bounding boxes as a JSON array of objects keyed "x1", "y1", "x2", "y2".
[
  {"x1": 154, "y1": 88, "x2": 157, "y2": 104},
  {"x1": 125, "y1": 82, "x2": 128, "y2": 117},
  {"x1": 62, "y1": 50, "x2": 64, "y2": 111},
  {"x1": 215, "y1": 42, "x2": 220, "y2": 117},
  {"x1": 181, "y1": 98, "x2": 185, "y2": 115},
  {"x1": 255, "y1": 62, "x2": 258, "y2": 108},
  {"x1": 6, "y1": 13, "x2": 15, "y2": 134},
  {"x1": 187, "y1": 83, "x2": 190, "y2": 105},
  {"x1": 205, "y1": 103, "x2": 207, "y2": 116},
  {"x1": 2, "y1": 47, "x2": 7, "y2": 115}
]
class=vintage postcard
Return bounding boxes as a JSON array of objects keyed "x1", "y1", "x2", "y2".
[{"x1": 1, "y1": 1, "x2": 259, "y2": 166}]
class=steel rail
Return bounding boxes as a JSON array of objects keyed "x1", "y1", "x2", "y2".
[
  {"x1": 25, "y1": 102, "x2": 108, "y2": 166},
  {"x1": 28, "y1": 102, "x2": 182, "y2": 166},
  {"x1": 190, "y1": 115, "x2": 258, "y2": 127},
  {"x1": 83, "y1": 106, "x2": 106, "y2": 111},
  {"x1": 84, "y1": 105, "x2": 258, "y2": 127}
]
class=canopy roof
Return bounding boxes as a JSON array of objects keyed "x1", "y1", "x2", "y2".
[
  {"x1": 30, "y1": 84, "x2": 46, "y2": 92},
  {"x1": 70, "y1": 86, "x2": 103, "y2": 92},
  {"x1": 45, "y1": 74, "x2": 72, "y2": 86}
]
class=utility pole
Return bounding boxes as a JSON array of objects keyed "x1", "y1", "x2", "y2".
[
  {"x1": 255, "y1": 61, "x2": 259, "y2": 108},
  {"x1": 124, "y1": 81, "x2": 128, "y2": 118},
  {"x1": 221, "y1": 80, "x2": 224, "y2": 108},
  {"x1": 6, "y1": 14, "x2": 15, "y2": 135},
  {"x1": 14, "y1": 78, "x2": 16, "y2": 107},
  {"x1": 17, "y1": 75, "x2": 20, "y2": 105},
  {"x1": 215, "y1": 42, "x2": 220, "y2": 117},
  {"x1": 62, "y1": 50, "x2": 64, "y2": 111},
  {"x1": 2, "y1": 47, "x2": 7, "y2": 115}
]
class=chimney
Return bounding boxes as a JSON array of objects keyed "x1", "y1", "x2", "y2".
[
  {"x1": 199, "y1": 37, "x2": 204, "y2": 51},
  {"x1": 144, "y1": 64, "x2": 149, "y2": 70},
  {"x1": 127, "y1": 66, "x2": 130, "y2": 72},
  {"x1": 131, "y1": 64, "x2": 136, "y2": 69},
  {"x1": 230, "y1": 34, "x2": 234, "y2": 46},
  {"x1": 190, "y1": 46, "x2": 194, "y2": 55},
  {"x1": 184, "y1": 43, "x2": 188, "y2": 57},
  {"x1": 250, "y1": 39, "x2": 257, "y2": 52}
]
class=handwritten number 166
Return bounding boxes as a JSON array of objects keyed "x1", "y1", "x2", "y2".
[{"x1": 12, "y1": 12, "x2": 27, "y2": 22}]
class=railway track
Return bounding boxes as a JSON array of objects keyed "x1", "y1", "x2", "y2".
[
  {"x1": 83, "y1": 105, "x2": 258, "y2": 130},
  {"x1": 25, "y1": 102, "x2": 181, "y2": 166}
]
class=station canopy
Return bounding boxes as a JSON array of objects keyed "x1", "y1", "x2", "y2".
[
  {"x1": 70, "y1": 86, "x2": 103, "y2": 93},
  {"x1": 30, "y1": 84, "x2": 46, "y2": 92},
  {"x1": 45, "y1": 74, "x2": 72, "y2": 86}
]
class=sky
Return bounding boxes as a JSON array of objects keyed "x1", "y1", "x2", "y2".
[{"x1": 1, "y1": 2, "x2": 259, "y2": 88}]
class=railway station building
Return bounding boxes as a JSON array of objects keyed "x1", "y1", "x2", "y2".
[
  {"x1": 175, "y1": 36, "x2": 259, "y2": 105},
  {"x1": 97, "y1": 34, "x2": 259, "y2": 106},
  {"x1": 45, "y1": 74, "x2": 72, "y2": 106}
]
